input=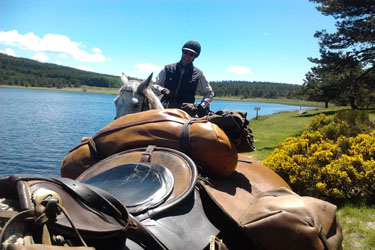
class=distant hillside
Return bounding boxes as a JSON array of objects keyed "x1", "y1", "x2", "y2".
[
  {"x1": 0, "y1": 53, "x2": 124, "y2": 88},
  {"x1": 0, "y1": 53, "x2": 301, "y2": 99}
]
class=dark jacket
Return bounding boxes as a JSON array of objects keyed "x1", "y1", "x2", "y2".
[{"x1": 161, "y1": 61, "x2": 203, "y2": 105}]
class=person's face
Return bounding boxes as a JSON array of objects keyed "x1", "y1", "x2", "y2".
[{"x1": 181, "y1": 50, "x2": 197, "y2": 66}]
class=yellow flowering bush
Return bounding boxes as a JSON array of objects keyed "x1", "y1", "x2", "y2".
[{"x1": 263, "y1": 111, "x2": 375, "y2": 200}]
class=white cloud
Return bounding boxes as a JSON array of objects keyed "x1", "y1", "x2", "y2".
[
  {"x1": 93, "y1": 47, "x2": 101, "y2": 53},
  {"x1": 4, "y1": 48, "x2": 16, "y2": 56},
  {"x1": 77, "y1": 65, "x2": 93, "y2": 72},
  {"x1": 226, "y1": 65, "x2": 254, "y2": 75},
  {"x1": 55, "y1": 61, "x2": 63, "y2": 65},
  {"x1": 124, "y1": 72, "x2": 137, "y2": 78},
  {"x1": 59, "y1": 53, "x2": 67, "y2": 59},
  {"x1": 33, "y1": 52, "x2": 49, "y2": 62},
  {"x1": 0, "y1": 30, "x2": 106, "y2": 62},
  {"x1": 135, "y1": 63, "x2": 163, "y2": 73}
]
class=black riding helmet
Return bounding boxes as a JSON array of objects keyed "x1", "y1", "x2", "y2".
[{"x1": 182, "y1": 40, "x2": 201, "y2": 57}]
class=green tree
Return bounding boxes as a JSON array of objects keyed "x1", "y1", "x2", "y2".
[{"x1": 306, "y1": 0, "x2": 375, "y2": 109}]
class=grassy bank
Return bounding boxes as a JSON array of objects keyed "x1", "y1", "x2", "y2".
[
  {"x1": 248, "y1": 107, "x2": 348, "y2": 161},
  {"x1": 213, "y1": 96, "x2": 329, "y2": 108},
  {"x1": 248, "y1": 107, "x2": 375, "y2": 250}
]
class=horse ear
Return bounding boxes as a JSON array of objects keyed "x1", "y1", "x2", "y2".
[
  {"x1": 137, "y1": 73, "x2": 153, "y2": 92},
  {"x1": 120, "y1": 72, "x2": 129, "y2": 85}
]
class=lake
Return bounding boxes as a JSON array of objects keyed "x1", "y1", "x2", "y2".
[{"x1": 0, "y1": 88, "x2": 315, "y2": 178}]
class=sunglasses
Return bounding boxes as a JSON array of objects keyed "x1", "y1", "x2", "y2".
[{"x1": 182, "y1": 50, "x2": 196, "y2": 57}]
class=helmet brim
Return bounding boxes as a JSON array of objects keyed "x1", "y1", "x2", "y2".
[{"x1": 182, "y1": 48, "x2": 198, "y2": 56}]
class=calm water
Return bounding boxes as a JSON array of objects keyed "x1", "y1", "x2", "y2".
[{"x1": 0, "y1": 88, "x2": 315, "y2": 178}]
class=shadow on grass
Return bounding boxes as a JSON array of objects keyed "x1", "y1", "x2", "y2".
[
  {"x1": 257, "y1": 146, "x2": 277, "y2": 151},
  {"x1": 297, "y1": 110, "x2": 346, "y2": 118}
]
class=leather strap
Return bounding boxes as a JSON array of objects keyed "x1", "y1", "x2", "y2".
[
  {"x1": 129, "y1": 214, "x2": 168, "y2": 250},
  {"x1": 0, "y1": 209, "x2": 34, "y2": 245},
  {"x1": 87, "y1": 137, "x2": 104, "y2": 162},
  {"x1": 53, "y1": 178, "x2": 129, "y2": 227},
  {"x1": 179, "y1": 118, "x2": 196, "y2": 156},
  {"x1": 54, "y1": 178, "x2": 167, "y2": 249},
  {"x1": 140, "y1": 145, "x2": 156, "y2": 162}
]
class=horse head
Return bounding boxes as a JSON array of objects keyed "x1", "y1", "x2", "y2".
[{"x1": 114, "y1": 73, "x2": 164, "y2": 118}]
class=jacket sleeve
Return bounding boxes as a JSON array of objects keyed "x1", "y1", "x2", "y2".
[
  {"x1": 197, "y1": 72, "x2": 214, "y2": 108},
  {"x1": 152, "y1": 68, "x2": 167, "y2": 96}
]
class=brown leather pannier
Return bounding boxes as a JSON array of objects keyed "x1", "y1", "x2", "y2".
[
  {"x1": 61, "y1": 109, "x2": 238, "y2": 179},
  {"x1": 199, "y1": 178, "x2": 343, "y2": 250}
]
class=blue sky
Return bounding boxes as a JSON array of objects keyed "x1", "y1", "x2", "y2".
[{"x1": 0, "y1": 0, "x2": 336, "y2": 85}]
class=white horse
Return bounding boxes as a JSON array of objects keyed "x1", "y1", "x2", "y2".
[{"x1": 114, "y1": 73, "x2": 164, "y2": 118}]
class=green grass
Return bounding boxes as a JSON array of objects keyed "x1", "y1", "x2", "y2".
[
  {"x1": 248, "y1": 107, "x2": 348, "y2": 161},
  {"x1": 337, "y1": 203, "x2": 375, "y2": 250},
  {"x1": 247, "y1": 106, "x2": 375, "y2": 250},
  {"x1": 196, "y1": 94, "x2": 329, "y2": 107}
]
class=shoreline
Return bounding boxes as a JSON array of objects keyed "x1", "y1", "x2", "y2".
[{"x1": 1, "y1": 84, "x2": 326, "y2": 108}]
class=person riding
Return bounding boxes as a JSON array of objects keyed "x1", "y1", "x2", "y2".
[{"x1": 152, "y1": 40, "x2": 214, "y2": 116}]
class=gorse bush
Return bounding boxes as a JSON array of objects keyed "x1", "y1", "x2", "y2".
[
  {"x1": 263, "y1": 110, "x2": 375, "y2": 200},
  {"x1": 306, "y1": 110, "x2": 372, "y2": 140}
]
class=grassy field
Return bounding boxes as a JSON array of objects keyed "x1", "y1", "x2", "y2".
[{"x1": 247, "y1": 107, "x2": 375, "y2": 250}]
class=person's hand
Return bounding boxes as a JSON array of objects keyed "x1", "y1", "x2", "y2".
[
  {"x1": 197, "y1": 103, "x2": 209, "y2": 117},
  {"x1": 161, "y1": 88, "x2": 170, "y2": 95},
  {"x1": 162, "y1": 88, "x2": 176, "y2": 99}
]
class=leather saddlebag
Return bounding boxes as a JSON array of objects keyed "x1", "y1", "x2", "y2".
[
  {"x1": 61, "y1": 109, "x2": 238, "y2": 179},
  {"x1": 199, "y1": 182, "x2": 343, "y2": 250}
]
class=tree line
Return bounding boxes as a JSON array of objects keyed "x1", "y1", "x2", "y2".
[
  {"x1": 0, "y1": 53, "x2": 301, "y2": 99},
  {"x1": 0, "y1": 53, "x2": 123, "y2": 89},
  {"x1": 210, "y1": 80, "x2": 299, "y2": 99}
]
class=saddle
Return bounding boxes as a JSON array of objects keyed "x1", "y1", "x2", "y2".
[
  {"x1": 76, "y1": 146, "x2": 221, "y2": 250},
  {"x1": 1, "y1": 146, "x2": 222, "y2": 250},
  {"x1": 1, "y1": 146, "x2": 343, "y2": 249},
  {"x1": 75, "y1": 146, "x2": 342, "y2": 250}
]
